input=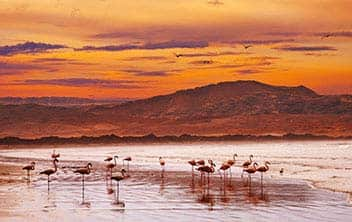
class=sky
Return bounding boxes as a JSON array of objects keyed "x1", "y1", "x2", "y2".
[{"x1": 0, "y1": 0, "x2": 351, "y2": 99}]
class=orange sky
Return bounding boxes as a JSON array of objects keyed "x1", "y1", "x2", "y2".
[{"x1": 0, "y1": 0, "x2": 351, "y2": 99}]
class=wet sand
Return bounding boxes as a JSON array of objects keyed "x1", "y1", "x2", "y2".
[{"x1": 0, "y1": 141, "x2": 352, "y2": 221}]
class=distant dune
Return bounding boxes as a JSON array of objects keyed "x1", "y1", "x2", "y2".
[{"x1": 1, "y1": 80, "x2": 351, "y2": 138}]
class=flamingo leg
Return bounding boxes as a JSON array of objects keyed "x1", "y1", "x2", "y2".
[
  {"x1": 82, "y1": 174, "x2": 85, "y2": 202},
  {"x1": 116, "y1": 181, "x2": 120, "y2": 202},
  {"x1": 229, "y1": 167, "x2": 232, "y2": 184},
  {"x1": 47, "y1": 175, "x2": 50, "y2": 191}
]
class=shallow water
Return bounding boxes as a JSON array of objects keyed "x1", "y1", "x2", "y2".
[{"x1": 0, "y1": 141, "x2": 351, "y2": 221}]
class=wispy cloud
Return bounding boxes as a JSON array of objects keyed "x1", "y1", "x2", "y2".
[
  {"x1": 122, "y1": 56, "x2": 168, "y2": 61},
  {"x1": 315, "y1": 31, "x2": 352, "y2": 38},
  {"x1": 264, "y1": 32, "x2": 302, "y2": 37},
  {"x1": 0, "y1": 41, "x2": 67, "y2": 56},
  {"x1": 174, "y1": 51, "x2": 248, "y2": 58},
  {"x1": 207, "y1": 0, "x2": 224, "y2": 6},
  {"x1": 229, "y1": 38, "x2": 295, "y2": 45},
  {"x1": 236, "y1": 69, "x2": 262, "y2": 75},
  {"x1": 76, "y1": 40, "x2": 208, "y2": 52},
  {"x1": 16, "y1": 78, "x2": 143, "y2": 89},
  {"x1": 121, "y1": 69, "x2": 180, "y2": 77},
  {"x1": 0, "y1": 61, "x2": 45, "y2": 75},
  {"x1": 273, "y1": 45, "x2": 337, "y2": 52}
]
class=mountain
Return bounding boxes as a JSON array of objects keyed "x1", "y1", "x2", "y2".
[
  {"x1": 0, "y1": 96, "x2": 128, "y2": 106},
  {"x1": 1, "y1": 80, "x2": 351, "y2": 138}
]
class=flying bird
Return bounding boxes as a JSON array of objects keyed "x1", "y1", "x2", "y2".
[
  {"x1": 243, "y1": 44, "x2": 252, "y2": 50},
  {"x1": 321, "y1": 33, "x2": 332, "y2": 39},
  {"x1": 174, "y1": 53, "x2": 183, "y2": 58}
]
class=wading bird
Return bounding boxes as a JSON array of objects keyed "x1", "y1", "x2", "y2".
[
  {"x1": 256, "y1": 161, "x2": 271, "y2": 185},
  {"x1": 226, "y1": 153, "x2": 238, "y2": 179},
  {"x1": 197, "y1": 160, "x2": 216, "y2": 186},
  {"x1": 188, "y1": 159, "x2": 197, "y2": 175},
  {"x1": 159, "y1": 157, "x2": 165, "y2": 178},
  {"x1": 123, "y1": 157, "x2": 132, "y2": 173},
  {"x1": 74, "y1": 163, "x2": 93, "y2": 202},
  {"x1": 106, "y1": 155, "x2": 119, "y2": 177},
  {"x1": 22, "y1": 161, "x2": 35, "y2": 181},
  {"x1": 241, "y1": 154, "x2": 254, "y2": 177},
  {"x1": 243, "y1": 162, "x2": 258, "y2": 186},
  {"x1": 111, "y1": 169, "x2": 127, "y2": 203},
  {"x1": 219, "y1": 163, "x2": 230, "y2": 185},
  {"x1": 40, "y1": 158, "x2": 59, "y2": 191}
]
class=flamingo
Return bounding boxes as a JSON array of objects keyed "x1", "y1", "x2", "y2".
[
  {"x1": 219, "y1": 163, "x2": 230, "y2": 185},
  {"x1": 74, "y1": 163, "x2": 93, "y2": 202},
  {"x1": 280, "y1": 168, "x2": 284, "y2": 175},
  {"x1": 123, "y1": 157, "x2": 132, "y2": 173},
  {"x1": 106, "y1": 155, "x2": 119, "y2": 178},
  {"x1": 243, "y1": 162, "x2": 258, "y2": 186},
  {"x1": 197, "y1": 160, "x2": 216, "y2": 186},
  {"x1": 188, "y1": 160, "x2": 197, "y2": 176},
  {"x1": 256, "y1": 161, "x2": 271, "y2": 185},
  {"x1": 22, "y1": 161, "x2": 35, "y2": 181},
  {"x1": 51, "y1": 150, "x2": 60, "y2": 159},
  {"x1": 111, "y1": 169, "x2": 127, "y2": 203},
  {"x1": 241, "y1": 154, "x2": 254, "y2": 177},
  {"x1": 159, "y1": 157, "x2": 165, "y2": 178},
  {"x1": 40, "y1": 158, "x2": 59, "y2": 191},
  {"x1": 226, "y1": 153, "x2": 238, "y2": 179},
  {"x1": 196, "y1": 159, "x2": 205, "y2": 182}
]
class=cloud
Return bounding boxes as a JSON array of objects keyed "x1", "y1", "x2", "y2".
[
  {"x1": 76, "y1": 40, "x2": 208, "y2": 52},
  {"x1": 315, "y1": 31, "x2": 352, "y2": 38},
  {"x1": 121, "y1": 69, "x2": 171, "y2": 77},
  {"x1": 264, "y1": 32, "x2": 302, "y2": 37},
  {"x1": 122, "y1": 56, "x2": 168, "y2": 61},
  {"x1": 230, "y1": 39, "x2": 295, "y2": 45},
  {"x1": 175, "y1": 51, "x2": 248, "y2": 58},
  {"x1": 0, "y1": 41, "x2": 67, "y2": 56},
  {"x1": 207, "y1": 0, "x2": 224, "y2": 6},
  {"x1": 236, "y1": 69, "x2": 262, "y2": 75},
  {"x1": 189, "y1": 60, "x2": 214, "y2": 65},
  {"x1": 17, "y1": 78, "x2": 143, "y2": 89},
  {"x1": 0, "y1": 61, "x2": 45, "y2": 75},
  {"x1": 31, "y1": 57, "x2": 95, "y2": 66},
  {"x1": 273, "y1": 45, "x2": 337, "y2": 52}
]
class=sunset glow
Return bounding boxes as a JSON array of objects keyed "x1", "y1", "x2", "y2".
[{"x1": 1, "y1": 0, "x2": 352, "y2": 99}]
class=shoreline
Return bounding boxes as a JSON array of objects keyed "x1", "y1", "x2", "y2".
[{"x1": 0, "y1": 156, "x2": 351, "y2": 205}]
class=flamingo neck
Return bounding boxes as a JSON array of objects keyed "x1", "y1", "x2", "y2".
[
  {"x1": 114, "y1": 157, "x2": 117, "y2": 166},
  {"x1": 249, "y1": 156, "x2": 252, "y2": 162},
  {"x1": 265, "y1": 163, "x2": 270, "y2": 170}
]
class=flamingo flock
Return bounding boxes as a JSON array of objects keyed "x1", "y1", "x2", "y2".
[{"x1": 22, "y1": 150, "x2": 274, "y2": 206}]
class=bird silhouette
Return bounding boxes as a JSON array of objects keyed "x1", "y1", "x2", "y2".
[
  {"x1": 243, "y1": 44, "x2": 252, "y2": 50},
  {"x1": 22, "y1": 162, "x2": 35, "y2": 182},
  {"x1": 40, "y1": 158, "x2": 59, "y2": 191}
]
